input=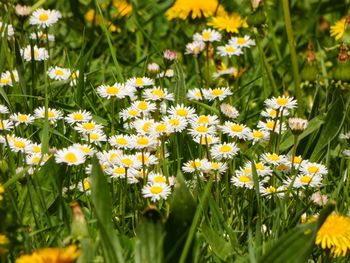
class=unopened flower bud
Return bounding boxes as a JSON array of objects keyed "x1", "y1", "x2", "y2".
[{"x1": 288, "y1": 117, "x2": 308, "y2": 135}]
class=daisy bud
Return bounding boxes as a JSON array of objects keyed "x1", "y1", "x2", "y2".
[
  {"x1": 15, "y1": 4, "x2": 32, "y2": 16},
  {"x1": 163, "y1": 49, "x2": 177, "y2": 66},
  {"x1": 147, "y1": 63, "x2": 160, "y2": 74},
  {"x1": 251, "y1": 0, "x2": 263, "y2": 9},
  {"x1": 288, "y1": 117, "x2": 308, "y2": 135},
  {"x1": 311, "y1": 192, "x2": 328, "y2": 206}
]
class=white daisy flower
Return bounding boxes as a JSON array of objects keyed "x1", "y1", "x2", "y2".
[
  {"x1": 47, "y1": 66, "x2": 71, "y2": 81},
  {"x1": 244, "y1": 162, "x2": 272, "y2": 177},
  {"x1": 205, "y1": 161, "x2": 228, "y2": 174},
  {"x1": 142, "y1": 182, "x2": 171, "y2": 202},
  {"x1": 117, "y1": 154, "x2": 141, "y2": 169},
  {"x1": 21, "y1": 45, "x2": 49, "y2": 61},
  {"x1": 187, "y1": 88, "x2": 203, "y2": 101},
  {"x1": 261, "y1": 108, "x2": 289, "y2": 118},
  {"x1": 163, "y1": 116, "x2": 188, "y2": 132},
  {"x1": 264, "y1": 95, "x2": 297, "y2": 110},
  {"x1": 287, "y1": 155, "x2": 305, "y2": 168},
  {"x1": 247, "y1": 129, "x2": 269, "y2": 144},
  {"x1": 0, "y1": 71, "x2": 13, "y2": 87},
  {"x1": 188, "y1": 124, "x2": 217, "y2": 138},
  {"x1": 120, "y1": 107, "x2": 141, "y2": 121},
  {"x1": 34, "y1": 107, "x2": 63, "y2": 124},
  {"x1": 29, "y1": 8, "x2": 62, "y2": 28},
  {"x1": 167, "y1": 104, "x2": 196, "y2": 119},
  {"x1": 84, "y1": 130, "x2": 107, "y2": 145},
  {"x1": 189, "y1": 114, "x2": 219, "y2": 126},
  {"x1": 73, "y1": 143, "x2": 95, "y2": 157},
  {"x1": 130, "y1": 135, "x2": 157, "y2": 149},
  {"x1": 135, "y1": 152, "x2": 158, "y2": 166},
  {"x1": 185, "y1": 41, "x2": 205, "y2": 56},
  {"x1": 147, "y1": 63, "x2": 160, "y2": 73},
  {"x1": 55, "y1": 146, "x2": 85, "y2": 166},
  {"x1": 220, "y1": 121, "x2": 251, "y2": 140},
  {"x1": 130, "y1": 100, "x2": 157, "y2": 114},
  {"x1": 106, "y1": 165, "x2": 136, "y2": 179},
  {"x1": 132, "y1": 118, "x2": 155, "y2": 134},
  {"x1": 97, "y1": 150, "x2": 122, "y2": 165},
  {"x1": 0, "y1": 104, "x2": 9, "y2": 114},
  {"x1": 220, "y1": 103, "x2": 239, "y2": 119},
  {"x1": 192, "y1": 135, "x2": 219, "y2": 145},
  {"x1": 203, "y1": 87, "x2": 233, "y2": 101},
  {"x1": 0, "y1": 119, "x2": 14, "y2": 131},
  {"x1": 231, "y1": 174, "x2": 254, "y2": 189},
  {"x1": 77, "y1": 178, "x2": 92, "y2": 194},
  {"x1": 193, "y1": 28, "x2": 221, "y2": 42},
  {"x1": 291, "y1": 174, "x2": 323, "y2": 188},
  {"x1": 26, "y1": 154, "x2": 50, "y2": 166},
  {"x1": 228, "y1": 35, "x2": 255, "y2": 48},
  {"x1": 8, "y1": 136, "x2": 32, "y2": 153},
  {"x1": 30, "y1": 31, "x2": 55, "y2": 42},
  {"x1": 64, "y1": 110, "x2": 92, "y2": 125},
  {"x1": 126, "y1": 77, "x2": 153, "y2": 88},
  {"x1": 75, "y1": 121, "x2": 103, "y2": 134},
  {"x1": 261, "y1": 153, "x2": 287, "y2": 166},
  {"x1": 217, "y1": 44, "x2": 243, "y2": 57},
  {"x1": 97, "y1": 83, "x2": 127, "y2": 99},
  {"x1": 288, "y1": 117, "x2": 308, "y2": 134},
  {"x1": 108, "y1": 134, "x2": 132, "y2": 149},
  {"x1": 211, "y1": 142, "x2": 239, "y2": 160},
  {"x1": 10, "y1": 113, "x2": 35, "y2": 126},
  {"x1": 147, "y1": 172, "x2": 168, "y2": 184},
  {"x1": 27, "y1": 143, "x2": 42, "y2": 155},
  {"x1": 182, "y1": 159, "x2": 211, "y2": 173},
  {"x1": 150, "y1": 121, "x2": 171, "y2": 136},
  {"x1": 260, "y1": 185, "x2": 278, "y2": 198},
  {"x1": 156, "y1": 69, "x2": 175, "y2": 78},
  {"x1": 300, "y1": 162, "x2": 328, "y2": 176},
  {"x1": 257, "y1": 119, "x2": 286, "y2": 133},
  {"x1": 142, "y1": 87, "x2": 174, "y2": 101}
]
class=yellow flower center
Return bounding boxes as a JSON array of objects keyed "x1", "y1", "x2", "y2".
[
  {"x1": 268, "y1": 154, "x2": 280, "y2": 161},
  {"x1": 169, "y1": 119, "x2": 180, "y2": 126},
  {"x1": 18, "y1": 115, "x2": 28, "y2": 122},
  {"x1": 109, "y1": 153, "x2": 119, "y2": 162},
  {"x1": 65, "y1": 152, "x2": 77, "y2": 163},
  {"x1": 135, "y1": 78, "x2": 144, "y2": 85},
  {"x1": 152, "y1": 89, "x2": 164, "y2": 97},
  {"x1": 83, "y1": 179, "x2": 91, "y2": 190},
  {"x1": 73, "y1": 113, "x2": 83, "y2": 120},
  {"x1": 308, "y1": 166, "x2": 319, "y2": 173},
  {"x1": 33, "y1": 146, "x2": 41, "y2": 153},
  {"x1": 200, "y1": 136, "x2": 212, "y2": 144},
  {"x1": 106, "y1": 86, "x2": 119, "y2": 95},
  {"x1": 48, "y1": 111, "x2": 55, "y2": 118},
  {"x1": 116, "y1": 138, "x2": 127, "y2": 145},
  {"x1": 138, "y1": 154, "x2": 149, "y2": 163},
  {"x1": 154, "y1": 176, "x2": 166, "y2": 183},
  {"x1": 176, "y1": 109, "x2": 188, "y2": 117},
  {"x1": 212, "y1": 89, "x2": 224, "y2": 96},
  {"x1": 114, "y1": 167, "x2": 125, "y2": 174},
  {"x1": 255, "y1": 163, "x2": 265, "y2": 170},
  {"x1": 142, "y1": 122, "x2": 152, "y2": 132},
  {"x1": 265, "y1": 186, "x2": 276, "y2": 193},
  {"x1": 156, "y1": 123, "x2": 167, "y2": 132},
  {"x1": 237, "y1": 38, "x2": 247, "y2": 45},
  {"x1": 276, "y1": 97, "x2": 288, "y2": 106},
  {"x1": 225, "y1": 46, "x2": 235, "y2": 53},
  {"x1": 292, "y1": 156, "x2": 302, "y2": 164},
  {"x1": 239, "y1": 175, "x2": 251, "y2": 183},
  {"x1": 39, "y1": 13, "x2": 49, "y2": 22},
  {"x1": 189, "y1": 161, "x2": 201, "y2": 169},
  {"x1": 90, "y1": 133, "x2": 99, "y2": 140},
  {"x1": 211, "y1": 162, "x2": 220, "y2": 169},
  {"x1": 150, "y1": 185, "x2": 163, "y2": 194},
  {"x1": 196, "y1": 126, "x2": 208, "y2": 133},
  {"x1": 266, "y1": 121, "x2": 275, "y2": 129},
  {"x1": 137, "y1": 137, "x2": 149, "y2": 145},
  {"x1": 128, "y1": 109, "x2": 138, "y2": 116},
  {"x1": 31, "y1": 156, "x2": 41, "y2": 164},
  {"x1": 121, "y1": 158, "x2": 133, "y2": 166},
  {"x1": 138, "y1": 101, "x2": 148, "y2": 111},
  {"x1": 83, "y1": 122, "x2": 95, "y2": 130},
  {"x1": 14, "y1": 141, "x2": 25, "y2": 148},
  {"x1": 220, "y1": 145, "x2": 232, "y2": 153},
  {"x1": 54, "y1": 69, "x2": 64, "y2": 76},
  {"x1": 252, "y1": 131, "x2": 263, "y2": 138},
  {"x1": 0, "y1": 78, "x2": 10, "y2": 84},
  {"x1": 300, "y1": 175, "x2": 312, "y2": 184},
  {"x1": 269, "y1": 109, "x2": 277, "y2": 118},
  {"x1": 198, "y1": 115, "x2": 209, "y2": 124},
  {"x1": 202, "y1": 31, "x2": 212, "y2": 41},
  {"x1": 231, "y1": 124, "x2": 243, "y2": 132}
]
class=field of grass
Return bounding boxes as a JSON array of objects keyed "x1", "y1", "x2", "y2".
[{"x1": 1, "y1": 0, "x2": 350, "y2": 262}]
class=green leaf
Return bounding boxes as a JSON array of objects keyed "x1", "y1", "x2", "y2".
[{"x1": 91, "y1": 156, "x2": 124, "y2": 263}]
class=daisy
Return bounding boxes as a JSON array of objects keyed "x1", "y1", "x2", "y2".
[
  {"x1": 0, "y1": 71, "x2": 12, "y2": 87},
  {"x1": 211, "y1": 142, "x2": 239, "y2": 160},
  {"x1": 261, "y1": 153, "x2": 287, "y2": 166},
  {"x1": 260, "y1": 185, "x2": 278, "y2": 198},
  {"x1": 34, "y1": 107, "x2": 63, "y2": 124},
  {"x1": 203, "y1": 87, "x2": 233, "y2": 101},
  {"x1": 47, "y1": 66, "x2": 71, "y2": 81},
  {"x1": 132, "y1": 118, "x2": 155, "y2": 134},
  {"x1": 205, "y1": 161, "x2": 227, "y2": 174},
  {"x1": 193, "y1": 134, "x2": 219, "y2": 145},
  {"x1": 97, "y1": 150, "x2": 122, "y2": 165},
  {"x1": 69, "y1": 70, "x2": 80, "y2": 86},
  {"x1": 73, "y1": 143, "x2": 95, "y2": 157},
  {"x1": 217, "y1": 44, "x2": 243, "y2": 57},
  {"x1": 27, "y1": 143, "x2": 42, "y2": 155},
  {"x1": 29, "y1": 8, "x2": 62, "y2": 28},
  {"x1": 130, "y1": 100, "x2": 157, "y2": 114},
  {"x1": 0, "y1": 119, "x2": 14, "y2": 131},
  {"x1": 189, "y1": 114, "x2": 219, "y2": 126},
  {"x1": 142, "y1": 87, "x2": 174, "y2": 101},
  {"x1": 193, "y1": 28, "x2": 221, "y2": 42},
  {"x1": 260, "y1": 108, "x2": 289, "y2": 119},
  {"x1": 0, "y1": 22, "x2": 14, "y2": 38},
  {"x1": 251, "y1": 162, "x2": 272, "y2": 177},
  {"x1": 30, "y1": 31, "x2": 55, "y2": 42},
  {"x1": 248, "y1": 129, "x2": 269, "y2": 143},
  {"x1": 75, "y1": 121, "x2": 103, "y2": 134},
  {"x1": 185, "y1": 41, "x2": 205, "y2": 56},
  {"x1": 108, "y1": 134, "x2": 132, "y2": 149},
  {"x1": 96, "y1": 83, "x2": 126, "y2": 99},
  {"x1": 0, "y1": 105, "x2": 9, "y2": 114},
  {"x1": 26, "y1": 154, "x2": 50, "y2": 166},
  {"x1": 182, "y1": 159, "x2": 211, "y2": 173},
  {"x1": 126, "y1": 77, "x2": 153, "y2": 88},
  {"x1": 264, "y1": 95, "x2": 297, "y2": 110},
  {"x1": 157, "y1": 69, "x2": 175, "y2": 78},
  {"x1": 135, "y1": 152, "x2": 158, "y2": 166},
  {"x1": 220, "y1": 103, "x2": 239, "y2": 119},
  {"x1": 292, "y1": 174, "x2": 323, "y2": 188},
  {"x1": 228, "y1": 35, "x2": 255, "y2": 48},
  {"x1": 300, "y1": 162, "x2": 328, "y2": 176},
  {"x1": 116, "y1": 154, "x2": 141, "y2": 169},
  {"x1": 150, "y1": 121, "x2": 171, "y2": 136},
  {"x1": 8, "y1": 136, "x2": 32, "y2": 153},
  {"x1": 168, "y1": 104, "x2": 196, "y2": 119},
  {"x1": 163, "y1": 49, "x2": 177, "y2": 61},
  {"x1": 163, "y1": 115, "x2": 188, "y2": 132},
  {"x1": 120, "y1": 107, "x2": 141, "y2": 120},
  {"x1": 147, "y1": 63, "x2": 160, "y2": 73},
  {"x1": 15, "y1": 4, "x2": 32, "y2": 16},
  {"x1": 220, "y1": 121, "x2": 251, "y2": 140},
  {"x1": 287, "y1": 155, "x2": 305, "y2": 168},
  {"x1": 231, "y1": 174, "x2": 254, "y2": 189},
  {"x1": 64, "y1": 110, "x2": 92, "y2": 125},
  {"x1": 213, "y1": 66, "x2": 237, "y2": 79},
  {"x1": 77, "y1": 178, "x2": 92, "y2": 194},
  {"x1": 288, "y1": 117, "x2": 308, "y2": 134},
  {"x1": 84, "y1": 130, "x2": 107, "y2": 145},
  {"x1": 106, "y1": 165, "x2": 132, "y2": 179},
  {"x1": 21, "y1": 45, "x2": 49, "y2": 61},
  {"x1": 130, "y1": 135, "x2": 157, "y2": 149},
  {"x1": 187, "y1": 88, "x2": 203, "y2": 101},
  {"x1": 10, "y1": 113, "x2": 35, "y2": 126},
  {"x1": 142, "y1": 182, "x2": 171, "y2": 202},
  {"x1": 257, "y1": 119, "x2": 286, "y2": 133},
  {"x1": 148, "y1": 172, "x2": 168, "y2": 184},
  {"x1": 55, "y1": 146, "x2": 85, "y2": 166},
  {"x1": 188, "y1": 124, "x2": 216, "y2": 138}
]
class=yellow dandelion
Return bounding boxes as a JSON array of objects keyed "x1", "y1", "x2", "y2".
[
  {"x1": 166, "y1": 0, "x2": 225, "y2": 20},
  {"x1": 316, "y1": 213, "x2": 350, "y2": 257},
  {"x1": 330, "y1": 17, "x2": 348, "y2": 41},
  {"x1": 208, "y1": 12, "x2": 248, "y2": 33},
  {"x1": 112, "y1": 0, "x2": 132, "y2": 17}
]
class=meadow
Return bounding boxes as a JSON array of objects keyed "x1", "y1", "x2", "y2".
[{"x1": 1, "y1": 0, "x2": 350, "y2": 262}]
